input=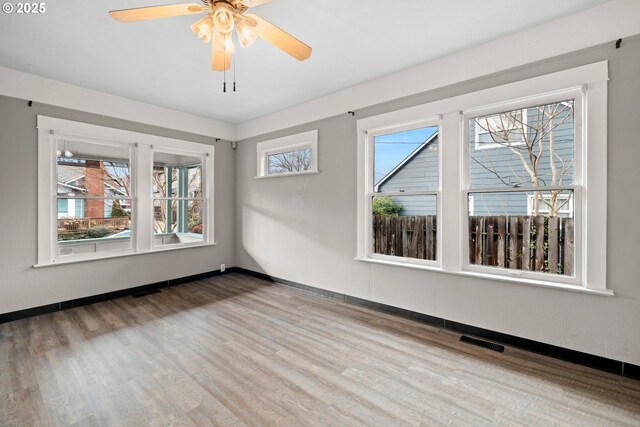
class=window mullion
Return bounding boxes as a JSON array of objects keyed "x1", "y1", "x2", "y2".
[
  {"x1": 177, "y1": 167, "x2": 188, "y2": 233},
  {"x1": 164, "y1": 166, "x2": 172, "y2": 234},
  {"x1": 135, "y1": 144, "x2": 153, "y2": 253},
  {"x1": 440, "y1": 113, "x2": 463, "y2": 271}
]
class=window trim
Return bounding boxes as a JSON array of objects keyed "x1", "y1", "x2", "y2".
[
  {"x1": 36, "y1": 116, "x2": 215, "y2": 266},
  {"x1": 356, "y1": 61, "x2": 609, "y2": 293},
  {"x1": 256, "y1": 129, "x2": 318, "y2": 178}
]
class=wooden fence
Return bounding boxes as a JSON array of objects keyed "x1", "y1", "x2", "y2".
[
  {"x1": 469, "y1": 215, "x2": 573, "y2": 275},
  {"x1": 373, "y1": 215, "x2": 437, "y2": 260},
  {"x1": 58, "y1": 217, "x2": 130, "y2": 233},
  {"x1": 372, "y1": 214, "x2": 574, "y2": 275}
]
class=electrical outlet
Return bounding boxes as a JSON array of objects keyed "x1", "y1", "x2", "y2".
[{"x1": 221, "y1": 264, "x2": 226, "y2": 272}]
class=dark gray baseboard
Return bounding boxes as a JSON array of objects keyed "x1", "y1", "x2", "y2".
[{"x1": 233, "y1": 267, "x2": 640, "y2": 381}]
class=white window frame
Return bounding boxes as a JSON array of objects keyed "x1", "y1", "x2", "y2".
[
  {"x1": 474, "y1": 108, "x2": 528, "y2": 150},
  {"x1": 356, "y1": 61, "x2": 610, "y2": 295},
  {"x1": 526, "y1": 193, "x2": 574, "y2": 217},
  {"x1": 366, "y1": 119, "x2": 442, "y2": 267},
  {"x1": 36, "y1": 116, "x2": 215, "y2": 267},
  {"x1": 53, "y1": 135, "x2": 136, "y2": 257},
  {"x1": 256, "y1": 130, "x2": 318, "y2": 178},
  {"x1": 464, "y1": 92, "x2": 583, "y2": 286},
  {"x1": 151, "y1": 147, "x2": 209, "y2": 249}
]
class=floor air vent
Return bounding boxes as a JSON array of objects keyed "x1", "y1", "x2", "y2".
[
  {"x1": 460, "y1": 335, "x2": 505, "y2": 353},
  {"x1": 132, "y1": 289, "x2": 161, "y2": 298}
]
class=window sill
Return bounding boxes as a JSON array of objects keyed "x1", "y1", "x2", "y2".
[
  {"x1": 59, "y1": 236, "x2": 131, "y2": 246},
  {"x1": 254, "y1": 170, "x2": 320, "y2": 179},
  {"x1": 34, "y1": 242, "x2": 218, "y2": 268},
  {"x1": 354, "y1": 257, "x2": 614, "y2": 296}
]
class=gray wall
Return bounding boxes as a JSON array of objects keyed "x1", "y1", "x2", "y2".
[
  {"x1": 0, "y1": 96, "x2": 235, "y2": 314},
  {"x1": 235, "y1": 35, "x2": 640, "y2": 365}
]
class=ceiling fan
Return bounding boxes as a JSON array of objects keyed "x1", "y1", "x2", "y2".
[{"x1": 109, "y1": 1, "x2": 312, "y2": 71}]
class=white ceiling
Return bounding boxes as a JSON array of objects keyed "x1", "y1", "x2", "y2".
[{"x1": 0, "y1": 0, "x2": 612, "y2": 124}]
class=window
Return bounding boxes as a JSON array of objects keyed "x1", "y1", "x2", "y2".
[
  {"x1": 256, "y1": 130, "x2": 318, "y2": 177},
  {"x1": 153, "y1": 151, "x2": 205, "y2": 247},
  {"x1": 55, "y1": 139, "x2": 133, "y2": 256},
  {"x1": 37, "y1": 116, "x2": 215, "y2": 266},
  {"x1": 527, "y1": 193, "x2": 573, "y2": 217},
  {"x1": 474, "y1": 108, "x2": 527, "y2": 149},
  {"x1": 467, "y1": 99, "x2": 577, "y2": 277},
  {"x1": 371, "y1": 125, "x2": 439, "y2": 262},
  {"x1": 268, "y1": 147, "x2": 312, "y2": 174},
  {"x1": 357, "y1": 61, "x2": 609, "y2": 293}
]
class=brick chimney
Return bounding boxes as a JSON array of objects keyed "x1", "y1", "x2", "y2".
[{"x1": 84, "y1": 160, "x2": 104, "y2": 218}]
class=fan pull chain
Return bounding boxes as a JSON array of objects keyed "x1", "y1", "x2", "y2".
[
  {"x1": 233, "y1": 49, "x2": 237, "y2": 92},
  {"x1": 222, "y1": 45, "x2": 227, "y2": 92}
]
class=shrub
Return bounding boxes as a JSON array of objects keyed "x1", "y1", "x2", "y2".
[
  {"x1": 372, "y1": 196, "x2": 402, "y2": 217},
  {"x1": 191, "y1": 224, "x2": 203, "y2": 234},
  {"x1": 188, "y1": 214, "x2": 201, "y2": 230},
  {"x1": 110, "y1": 200, "x2": 128, "y2": 218},
  {"x1": 88, "y1": 226, "x2": 112, "y2": 238}
]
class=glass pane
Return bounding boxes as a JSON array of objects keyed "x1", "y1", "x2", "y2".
[
  {"x1": 469, "y1": 100, "x2": 574, "y2": 188},
  {"x1": 186, "y1": 165, "x2": 202, "y2": 198},
  {"x1": 57, "y1": 141, "x2": 130, "y2": 198},
  {"x1": 153, "y1": 199, "x2": 203, "y2": 238},
  {"x1": 374, "y1": 126, "x2": 438, "y2": 193},
  {"x1": 268, "y1": 147, "x2": 312, "y2": 174},
  {"x1": 153, "y1": 153, "x2": 202, "y2": 197},
  {"x1": 372, "y1": 195, "x2": 437, "y2": 261},
  {"x1": 57, "y1": 198, "x2": 132, "y2": 241},
  {"x1": 468, "y1": 190, "x2": 574, "y2": 275}
]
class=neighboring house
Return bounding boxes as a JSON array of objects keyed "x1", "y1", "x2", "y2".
[
  {"x1": 57, "y1": 165, "x2": 87, "y2": 219},
  {"x1": 376, "y1": 105, "x2": 574, "y2": 217},
  {"x1": 375, "y1": 132, "x2": 439, "y2": 216},
  {"x1": 57, "y1": 162, "x2": 130, "y2": 219}
]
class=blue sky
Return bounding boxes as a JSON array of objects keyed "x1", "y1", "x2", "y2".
[{"x1": 374, "y1": 126, "x2": 437, "y2": 184}]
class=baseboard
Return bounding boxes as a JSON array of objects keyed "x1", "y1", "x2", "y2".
[
  {"x1": 233, "y1": 267, "x2": 640, "y2": 381},
  {"x1": 0, "y1": 303, "x2": 60, "y2": 324},
  {"x1": 0, "y1": 268, "x2": 229, "y2": 324},
  {"x1": 624, "y1": 363, "x2": 640, "y2": 380}
]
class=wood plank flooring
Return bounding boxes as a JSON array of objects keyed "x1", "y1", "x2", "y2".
[{"x1": 1, "y1": 273, "x2": 639, "y2": 426}]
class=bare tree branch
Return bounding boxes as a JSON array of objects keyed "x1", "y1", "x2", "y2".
[{"x1": 473, "y1": 100, "x2": 574, "y2": 216}]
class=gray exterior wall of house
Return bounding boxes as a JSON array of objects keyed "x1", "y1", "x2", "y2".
[
  {"x1": 379, "y1": 107, "x2": 574, "y2": 216},
  {"x1": 376, "y1": 138, "x2": 439, "y2": 215}
]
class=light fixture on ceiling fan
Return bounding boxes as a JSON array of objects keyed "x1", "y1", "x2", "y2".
[{"x1": 109, "y1": 0, "x2": 312, "y2": 76}]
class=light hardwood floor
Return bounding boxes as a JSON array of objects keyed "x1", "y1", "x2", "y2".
[{"x1": 1, "y1": 273, "x2": 639, "y2": 426}]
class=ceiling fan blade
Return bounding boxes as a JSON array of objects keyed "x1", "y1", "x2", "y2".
[
  {"x1": 241, "y1": 0, "x2": 272, "y2": 7},
  {"x1": 109, "y1": 3, "x2": 204, "y2": 22},
  {"x1": 211, "y1": 31, "x2": 232, "y2": 71},
  {"x1": 244, "y1": 14, "x2": 311, "y2": 61}
]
